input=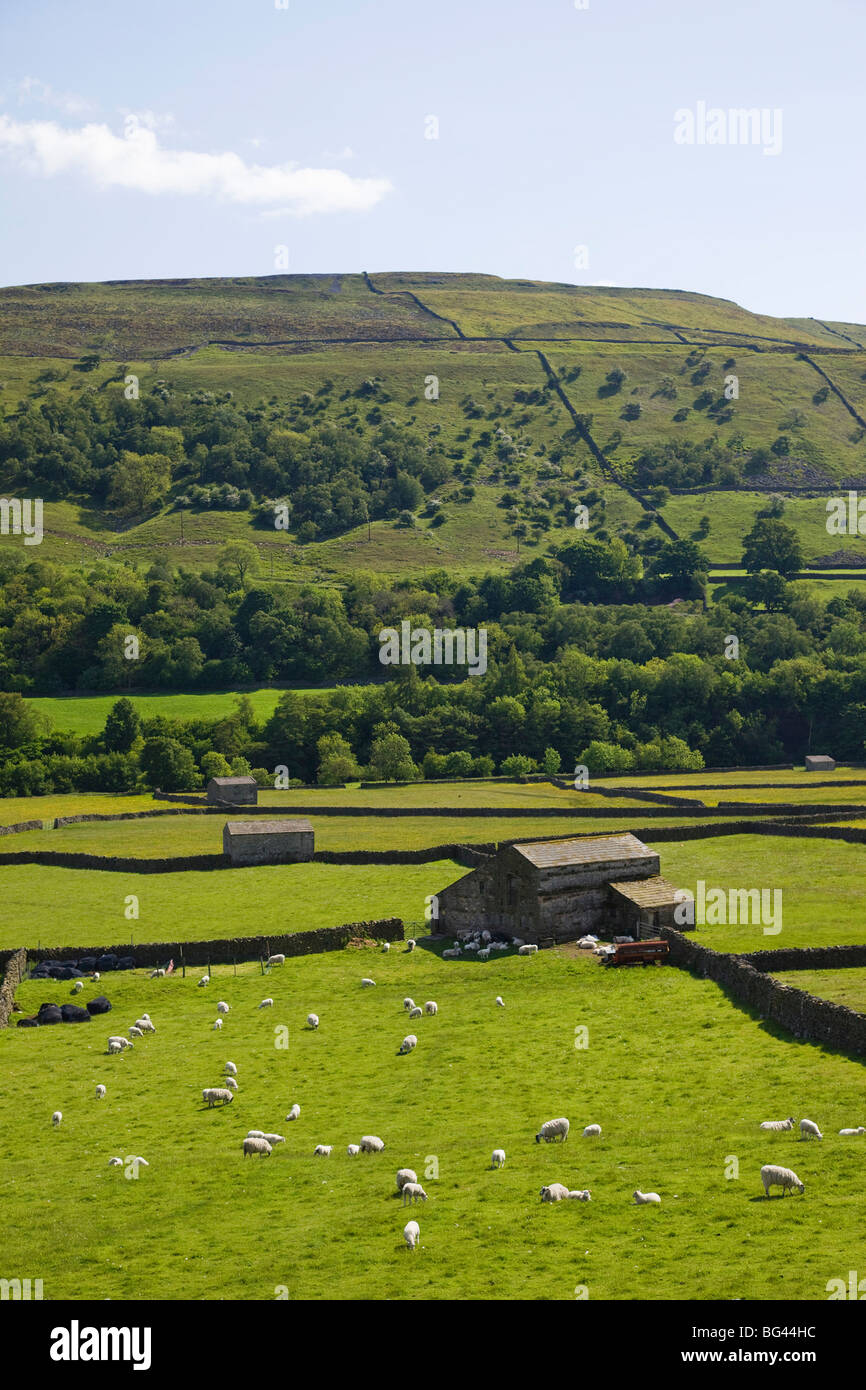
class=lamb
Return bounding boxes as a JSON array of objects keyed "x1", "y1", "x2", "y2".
[
  {"x1": 149, "y1": 969, "x2": 165, "y2": 978},
  {"x1": 198, "y1": 976, "x2": 209, "y2": 987},
  {"x1": 633, "y1": 1190, "x2": 662, "y2": 1205},
  {"x1": 361, "y1": 979, "x2": 376, "y2": 988},
  {"x1": 314, "y1": 1144, "x2": 333, "y2": 1156},
  {"x1": 72, "y1": 981, "x2": 84, "y2": 994},
  {"x1": 540, "y1": 1183, "x2": 570, "y2": 1203},
  {"x1": 839, "y1": 1127, "x2": 866, "y2": 1135},
  {"x1": 247, "y1": 1130, "x2": 265, "y2": 1138},
  {"x1": 259, "y1": 998, "x2": 274, "y2": 1009},
  {"x1": 360, "y1": 1135, "x2": 385, "y2": 1153},
  {"x1": 381, "y1": 942, "x2": 390, "y2": 952},
  {"x1": 286, "y1": 1104, "x2": 301, "y2": 1121},
  {"x1": 225, "y1": 1077, "x2": 238, "y2": 1091},
  {"x1": 396, "y1": 1168, "x2": 418, "y2": 1191},
  {"x1": 408, "y1": 1006, "x2": 422, "y2": 1020},
  {"x1": 224, "y1": 1062, "x2": 237, "y2": 1076},
  {"x1": 800, "y1": 1118, "x2": 823, "y2": 1140},
  {"x1": 108, "y1": 1157, "x2": 123, "y2": 1166},
  {"x1": 568, "y1": 1189, "x2": 592, "y2": 1201},
  {"x1": 262, "y1": 1133, "x2": 285, "y2": 1146},
  {"x1": 266, "y1": 954, "x2": 285, "y2": 967},
  {"x1": 307, "y1": 1014, "x2": 319, "y2": 1030},
  {"x1": 481, "y1": 930, "x2": 491, "y2": 943},
  {"x1": 398, "y1": 1034, "x2": 418, "y2": 1055},
  {"x1": 52, "y1": 1111, "x2": 62, "y2": 1127},
  {"x1": 495, "y1": 996, "x2": 505, "y2": 1008},
  {"x1": 217, "y1": 1001, "x2": 230, "y2": 1014},
  {"x1": 128, "y1": 1026, "x2": 143, "y2": 1039},
  {"x1": 202, "y1": 1087, "x2": 234, "y2": 1107},
  {"x1": 760, "y1": 1164, "x2": 805, "y2": 1197},
  {"x1": 107, "y1": 1040, "x2": 123, "y2": 1054},
  {"x1": 535, "y1": 1117, "x2": 569, "y2": 1144},
  {"x1": 759, "y1": 1117, "x2": 795, "y2": 1132},
  {"x1": 347, "y1": 1144, "x2": 361, "y2": 1156},
  {"x1": 463, "y1": 942, "x2": 478, "y2": 953},
  {"x1": 212, "y1": 1018, "x2": 223, "y2": 1029},
  {"x1": 403, "y1": 1220, "x2": 420, "y2": 1250},
  {"x1": 243, "y1": 1137, "x2": 272, "y2": 1157},
  {"x1": 401, "y1": 1183, "x2": 428, "y2": 1205},
  {"x1": 406, "y1": 939, "x2": 416, "y2": 953},
  {"x1": 442, "y1": 949, "x2": 461, "y2": 959},
  {"x1": 134, "y1": 1018, "x2": 156, "y2": 1033},
  {"x1": 477, "y1": 947, "x2": 491, "y2": 961},
  {"x1": 518, "y1": 944, "x2": 538, "y2": 956},
  {"x1": 424, "y1": 1001, "x2": 438, "y2": 1015},
  {"x1": 95, "y1": 1084, "x2": 106, "y2": 1100},
  {"x1": 491, "y1": 1149, "x2": 506, "y2": 1169},
  {"x1": 582, "y1": 1124, "x2": 602, "y2": 1138},
  {"x1": 402, "y1": 997, "x2": 415, "y2": 1011}
]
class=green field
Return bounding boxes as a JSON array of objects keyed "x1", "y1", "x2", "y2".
[
  {"x1": 2, "y1": 950, "x2": 865, "y2": 1300},
  {"x1": 773, "y1": 967, "x2": 866, "y2": 1015}
]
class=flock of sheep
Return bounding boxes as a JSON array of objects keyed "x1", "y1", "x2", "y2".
[{"x1": 756, "y1": 1114, "x2": 866, "y2": 1198}]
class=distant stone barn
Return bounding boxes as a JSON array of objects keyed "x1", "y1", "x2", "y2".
[
  {"x1": 435, "y1": 833, "x2": 680, "y2": 945},
  {"x1": 207, "y1": 775, "x2": 258, "y2": 806},
  {"x1": 223, "y1": 819, "x2": 314, "y2": 865},
  {"x1": 805, "y1": 755, "x2": 835, "y2": 772}
]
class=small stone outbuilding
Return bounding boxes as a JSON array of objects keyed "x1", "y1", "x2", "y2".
[
  {"x1": 207, "y1": 776, "x2": 259, "y2": 805},
  {"x1": 223, "y1": 819, "x2": 314, "y2": 865},
  {"x1": 805, "y1": 755, "x2": 836, "y2": 772}
]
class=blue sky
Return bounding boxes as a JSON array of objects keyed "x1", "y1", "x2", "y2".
[{"x1": 0, "y1": 0, "x2": 863, "y2": 322}]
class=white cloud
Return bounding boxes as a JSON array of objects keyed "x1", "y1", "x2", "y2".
[
  {"x1": 119, "y1": 109, "x2": 176, "y2": 134},
  {"x1": 0, "y1": 116, "x2": 392, "y2": 215},
  {"x1": 18, "y1": 76, "x2": 94, "y2": 116}
]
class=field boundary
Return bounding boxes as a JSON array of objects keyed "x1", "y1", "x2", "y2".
[
  {"x1": 0, "y1": 947, "x2": 26, "y2": 1028},
  {"x1": 0, "y1": 844, "x2": 487, "y2": 872}
]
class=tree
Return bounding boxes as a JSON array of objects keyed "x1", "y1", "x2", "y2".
[
  {"x1": 102, "y1": 697, "x2": 140, "y2": 753},
  {"x1": 650, "y1": 539, "x2": 710, "y2": 586},
  {"x1": 500, "y1": 753, "x2": 538, "y2": 776},
  {"x1": 744, "y1": 569, "x2": 791, "y2": 612},
  {"x1": 741, "y1": 519, "x2": 803, "y2": 578},
  {"x1": 108, "y1": 451, "x2": 172, "y2": 515},
  {"x1": 316, "y1": 733, "x2": 362, "y2": 786},
  {"x1": 541, "y1": 746, "x2": 561, "y2": 774},
  {"x1": 0, "y1": 692, "x2": 47, "y2": 748},
  {"x1": 201, "y1": 751, "x2": 232, "y2": 780},
  {"x1": 219, "y1": 542, "x2": 262, "y2": 588},
  {"x1": 139, "y1": 737, "x2": 198, "y2": 791},
  {"x1": 368, "y1": 730, "x2": 418, "y2": 782}
]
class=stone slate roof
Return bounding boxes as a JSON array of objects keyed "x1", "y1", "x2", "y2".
[
  {"x1": 209, "y1": 776, "x2": 258, "y2": 787},
  {"x1": 224, "y1": 819, "x2": 313, "y2": 836},
  {"x1": 513, "y1": 832, "x2": 655, "y2": 869},
  {"x1": 607, "y1": 875, "x2": 681, "y2": 908}
]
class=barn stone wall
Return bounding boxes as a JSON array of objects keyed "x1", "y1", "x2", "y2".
[{"x1": 223, "y1": 825, "x2": 314, "y2": 864}]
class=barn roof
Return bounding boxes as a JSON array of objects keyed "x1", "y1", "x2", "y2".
[
  {"x1": 209, "y1": 776, "x2": 258, "y2": 787},
  {"x1": 607, "y1": 875, "x2": 681, "y2": 908},
  {"x1": 224, "y1": 819, "x2": 313, "y2": 836},
  {"x1": 512, "y1": 832, "x2": 656, "y2": 869}
]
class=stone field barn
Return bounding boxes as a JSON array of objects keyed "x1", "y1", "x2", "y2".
[
  {"x1": 223, "y1": 818, "x2": 315, "y2": 865},
  {"x1": 207, "y1": 775, "x2": 259, "y2": 805}
]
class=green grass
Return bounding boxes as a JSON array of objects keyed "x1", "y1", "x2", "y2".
[
  {"x1": 3, "y1": 950, "x2": 866, "y2": 1300},
  {"x1": 773, "y1": 967, "x2": 866, "y2": 1015},
  {"x1": 30, "y1": 688, "x2": 328, "y2": 737}
]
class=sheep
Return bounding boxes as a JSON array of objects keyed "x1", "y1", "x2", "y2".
[
  {"x1": 224, "y1": 1062, "x2": 237, "y2": 1076},
  {"x1": 463, "y1": 942, "x2": 478, "y2": 953},
  {"x1": 361, "y1": 979, "x2": 376, "y2": 988},
  {"x1": 535, "y1": 1117, "x2": 570, "y2": 1144},
  {"x1": 92, "y1": 972, "x2": 100, "y2": 982},
  {"x1": 403, "y1": 1220, "x2": 420, "y2": 1250},
  {"x1": 225, "y1": 1077, "x2": 238, "y2": 1091},
  {"x1": 633, "y1": 1190, "x2": 662, "y2": 1205},
  {"x1": 129, "y1": 1026, "x2": 143, "y2": 1039},
  {"x1": 149, "y1": 969, "x2": 165, "y2": 978},
  {"x1": 217, "y1": 1002, "x2": 230, "y2": 1015},
  {"x1": 202, "y1": 1087, "x2": 233, "y2": 1107},
  {"x1": 314, "y1": 1144, "x2": 333, "y2": 1157},
  {"x1": 408, "y1": 1006, "x2": 423, "y2": 1020},
  {"x1": 347, "y1": 1144, "x2": 361, "y2": 1156},
  {"x1": 396, "y1": 1168, "x2": 418, "y2": 1191},
  {"x1": 134, "y1": 1018, "x2": 156, "y2": 1033},
  {"x1": 800, "y1": 1118, "x2": 823, "y2": 1140},
  {"x1": 247, "y1": 1130, "x2": 265, "y2": 1138},
  {"x1": 518, "y1": 944, "x2": 538, "y2": 956},
  {"x1": 402, "y1": 997, "x2": 415, "y2": 1011},
  {"x1": 481, "y1": 930, "x2": 491, "y2": 943},
  {"x1": 401, "y1": 1183, "x2": 428, "y2": 1205},
  {"x1": 197, "y1": 976, "x2": 210, "y2": 987},
  {"x1": 286, "y1": 1104, "x2": 301, "y2": 1122},
  {"x1": 442, "y1": 949, "x2": 461, "y2": 959},
  {"x1": 491, "y1": 1149, "x2": 506, "y2": 1169},
  {"x1": 243, "y1": 1137, "x2": 272, "y2": 1157},
  {"x1": 495, "y1": 996, "x2": 505, "y2": 1008},
  {"x1": 398, "y1": 1034, "x2": 418, "y2": 1055},
  {"x1": 95, "y1": 1085, "x2": 106, "y2": 1100},
  {"x1": 258, "y1": 998, "x2": 274, "y2": 1011},
  {"x1": 307, "y1": 1013, "x2": 319, "y2": 1030},
  {"x1": 568, "y1": 1190, "x2": 592, "y2": 1201},
  {"x1": 212, "y1": 1019, "x2": 223, "y2": 1030},
  {"x1": 381, "y1": 942, "x2": 390, "y2": 952},
  {"x1": 540, "y1": 1183, "x2": 570, "y2": 1203},
  {"x1": 107, "y1": 1040, "x2": 123, "y2": 1055},
  {"x1": 759, "y1": 1117, "x2": 795, "y2": 1132},
  {"x1": 839, "y1": 1127, "x2": 866, "y2": 1135},
  {"x1": 266, "y1": 954, "x2": 285, "y2": 968},
  {"x1": 108, "y1": 1157, "x2": 123, "y2": 1167},
  {"x1": 262, "y1": 1133, "x2": 285, "y2": 1146},
  {"x1": 72, "y1": 981, "x2": 84, "y2": 994},
  {"x1": 406, "y1": 939, "x2": 416, "y2": 953},
  {"x1": 424, "y1": 1001, "x2": 438, "y2": 1015},
  {"x1": 107, "y1": 1035, "x2": 132, "y2": 1050},
  {"x1": 582, "y1": 1124, "x2": 602, "y2": 1138},
  {"x1": 477, "y1": 947, "x2": 491, "y2": 961},
  {"x1": 360, "y1": 1135, "x2": 385, "y2": 1153},
  {"x1": 760, "y1": 1164, "x2": 805, "y2": 1197},
  {"x1": 52, "y1": 1111, "x2": 62, "y2": 1127}
]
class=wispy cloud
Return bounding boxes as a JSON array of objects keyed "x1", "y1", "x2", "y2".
[
  {"x1": 0, "y1": 116, "x2": 393, "y2": 215},
  {"x1": 119, "y1": 109, "x2": 176, "y2": 134},
  {"x1": 17, "y1": 76, "x2": 94, "y2": 116}
]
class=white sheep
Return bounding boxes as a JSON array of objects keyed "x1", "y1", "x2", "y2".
[
  {"x1": 262, "y1": 1133, "x2": 285, "y2": 1146},
  {"x1": 760, "y1": 1164, "x2": 805, "y2": 1197},
  {"x1": 107, "y1": 1040, "x2": 123, "y2": 1055},
  {"x1": 202, "y1": 1087, "x2": 233, "y2": 1107},
  {"x1": 198, "y1": 976, "x2": 209, "y2": 987},
  {"x1": 408, "y1": 1005, "x2": 422, "y2": 1020},
  {"x1": 108, "y1": 1157, "x2": 123, "y2": 1167},
  {"x1": 361, "y1": 979, "x2": 376, "y2": 988},
  {"x1": 92, "y1": 972, "x2": 100, "y2": 981},
  {"x1": 314, "y1": 1144, "x2": 332, "y2": 1156},
  {"x1": 481, "y1": 930, "x2": 491, "y2": 942},
  {"x1": 477, "y1": 947, "x2": 491, "y2": 961},
  {"x1": 347, "y1": 1144, "x2": 361, "y2": 1156},
  {"x1": 247, "y1": 1130, "x2": 265, "y2": 1138},
  {"x1": 495, "y1": 996, "x2": 505, "y2": 1008},
  {"x1": 286, "y1": 1104, "x2": 301, "y2": 1121},
  {"x1": 95, "y1": 1085, "x2": 106, "y2": 1100},
  {"x1": 307, "y1": 1013, "x2": 319, "y2": 1030},
  {"x1": 72, "y1": 980, "x2": 84, "y2": 994},
  {"x1": 396, "y1": 1168, "x2": 418, "y2": 1190},
  {"x1": 403, "y1": 1220, "x2": 420, "y2": 1250},
  {"x1": 243, "y1": 1137, "x2": 272, "y2": 1157},
  {"x1": 398, "y1": 1034, "x2": 418, "y2": 1055},
  {"x1": 402, "y1": 997, "x2": 415, "y2": 1011},
  {"x1": 224, "y1": 1062, "x2": 237, "y2": 1076},
  {"x1": 52, "y1": 1111, "x2": 62, "y2": 1127},
  {"x1": 259, "y1": 998, "x2": 274, "y2": 1010},
  {"x1": 266, "y1": 954, "x2": 285, "y2": 967},
  {"x1": 381, "y1": 942, "x2": 390, "y2": 952},
  {"x1": 759, "y1": 1117, "x2": 795, "y2": 1132},
  {"x1": 491, "y1": 1149, "x2": 506, "y2": 1169},
  {"x1": 128, "y1": 1026, "x2": 143, "y2": 1039},
  {"x1": 518, "y1": 944, "x2": 538, "y2": 956},
  {"x1": 582, "y1": 1124, "x2": 602, "y2": 1138},
  {"x1": 463, "y1": 942, "x2": 478, "y2": 953},
  {"x1": 217, "y1": 1001, "x2": 230, "y2": 1014},
  {"x1": 406, "y1": 939, "x2": 416, "y2": 953},
  {"x1": 536, "y1": 1117, "x2": 569, "y2": 1144},
  {"x1": 839, "y1": 1127, "x2": 866, "y2": 1135},
  {"x1": 633, "y1": 1190, "x2": 661, "y2": 1205},
  {"x1": 568, "y1": 1189, "x2": 592, "y2": 1201},
  {"x1": 800, "y1": 1118, "x2": 823, "y2": 1140},
  {"x1": 360, "y1": 1135, "x2": 385, "y2": 1153},
  {"x1": 225, "y1": 1077, "x2": 238, "y2": 1091},
  {"x1": 442, "y1": 949, "x2": 461, "y2": 959},
  {"x1": 149, "y1": 969, "x2": 165, "y2": 978},
  {"x1": 212, "y1": 1019, "x2": 223, "y2": 1030},
  {"x1": 540, "y1": 1183, "x2": 570, "y2": 1203},
  {"x1": 134, "y1": 1018, "x2": 156, "y2": 1033},
  {"x1": 424, "y1": 1001, "x2": 438, "y2": 1015},
  {"x1": 401, "y1": 1183, "x2": 428, "y2": 1205}
]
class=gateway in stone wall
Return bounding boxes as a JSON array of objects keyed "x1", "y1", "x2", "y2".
[{"x1": 223, "y1": 819, "x2": 314, "y2": 865}]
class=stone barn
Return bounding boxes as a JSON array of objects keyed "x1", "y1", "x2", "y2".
[
  {"x1": 805, "y1": 755, "x2": 836, "y2": 772},
  {"x1": 207, "y1": 775, "x2": 258, "y2": 805},
  {"x1": 435, "y1": 833, "x2": 680, "y2": 945},
  {"x1": 223, "y1": 819, "x2": 314, "y2": 865}
]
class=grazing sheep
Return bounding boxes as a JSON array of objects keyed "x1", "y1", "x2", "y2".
[
  {"x1": 225, "y1": 1077, "x2": 238, "y2": 1091},
  {"x1": 286, "y1": 1104, "x2": 300, "y2": 1121},
  {"x1": 396, "y1": 1168, "x2": 418, "y2": 1191},
  {"x1": 839, "y1": 1127, "x2": 866, "y2": 1135},
  {"x1": 401, "y1": 1183, "x2": 428, "y2": 1205},
  {"x1": 52, "y1": 1111, "x2": 62, "y2": 1127},
  {"x1": 424, "y1": 1001, "x2": 438, "y2": 1015},
  {"x1": 107, "y1": 1040, "x2": 123, "y2": 1055},
  {"x1": 72, "y1": 981, "x2": 84, "y2": 994},
  {"x1": 262, "y1": 1133, "x2": 285, "y2": 1146},
  {"x1": 107, "y1": 1035, "x2": 131, "y2": 1050},
  {"x1": 759, "y1": 1117, "x2": 795, "y2": 1132},
  {"x1": 224, "y1": 1062, "x2": 237, "y2": 1076},
  {"x1": 202, "y1": 1087, "x2": 233, "y2": 1108},
  {"x1": 402, "y1": 998, "x2": 415, "y2": 1011},
  {"x1": 518, "y1": 944, "x2": 538, "y2": 956},
  {"x1": 212, "y1": 1018, "x2": 223, "y2": 1030},
  {"x1": 406, "y1": 940, "x2": 416, "y2": 953},
  {"x1": 381, "y1": 942, "x2": 390, "y2": 953},
  {"x1": 633, "y1": 1190, "x2": 662, "y2": 1205},
  {"x1": 408, "y1": 1006, "x2": 422, "y2": 1020},
  {"x1": 243, "y1": 1137, "x2": 272, "y2": 1158},
  {"x1": 535, "y1": 1117, "x2": 570, "y2": 1144},
  {"x1": 129, "y1": 1026, "x2": 143, "y2": 1039},
  {"x1": 800, "y1": 1118, "x2": 823, "y2": 1140},
  {"x1": 442, "y1": 948, "x2": 461, "y2": 959},
  {"x1": 760, "y1": 1164, "x2": 805, "y2": 1197},
  {"x1": 491, "y1": 1149, "x2": 506, "y2": 1169},
  {"x1": 108, "y1": 1157, "x2": 123, "y2": 1167},
  {"x1": 266, "y1": 954, "x2": 285, "y2": 968},
  {"x1": 314, "y1": 1144, "x2": 332, "y2": 1157},
  {"x1": 582, "y1": 1124, "x2": 602, "y2": 1138},
  {"x1": 347, "y1": 1144, "x2": 361, "y2": 1156},
  {"x1": 247, "y1": 1130, "x2": 265, "y2": 1138},
  {"x1": 463, "y1": 942, "x2": 478, "y2": 953},
  {"x1": 403, "y1": 1220, "x2": 420, "y2": 1250},
  {"x1": 95, "y1": 1085, "x2": 106, "y2": 1100},
  {"x1": 197, "y1": 976, "x2": 209, "y2": 987},
  {"x1": 477, "y1": 947, "x2": 491, "y2": 961},
  {"x1": 217, "y1": 1002, "x2": 230, "y2": 1015},
  {"x1": 259, "y1": 998, "x2": 274, "y2": 1010},
  {"x1": 149, "y1": 969, "x2": 165, "y2": 978},
  {"x1": 495, "y1": 996, "x2": 505, "y2": 1008},
  {"x1": 398, "y1": 1034, "x2": 418, "y2": 1055},
  {"x1": 540, "y1": 1183, "x2": 570, "y2": 1203},
  {"x1": 134, "y1": 1018, "x2": 156, "y2": 1033},
  {"x1": 360, "y1": 1135, "x2": 385, "y2": 1153},
  {"x1": 568, "y1": 1190, "x2": 592, "y2": 1201},
  {"x1": 361, "y1": 979, "x2": 376, "y2": 988},
  {"x1": 307, "y1": 1014, "x2": 319, "y2": 1030}
]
